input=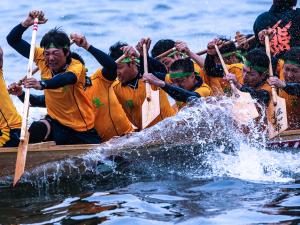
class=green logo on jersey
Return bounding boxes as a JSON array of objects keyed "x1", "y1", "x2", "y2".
[
  {"x1": 63, "y1": 86, "x2": 69, "y2": 92},
  {"x1": 125, "y1": 100, "x2": 134, "y2": 109},
  {"x1": 92, "y1": 98, "x2": 104, "y2": 108}
]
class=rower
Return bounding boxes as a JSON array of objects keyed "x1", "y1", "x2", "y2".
[
  {"x1": 109, "y1": 42, "x2": 175, "y2": 130},
  {"x1": 7, "y1": 10, "x2": 100, "y2": 145},
  {"x1": 204, "y1": 38, "x2": 245, "y2": 95},
  {"x1": 224, "y1": 48, "x2": 272, "y2": 106},
  {"x1": 255, "y1": 0, "x2": 300, "y2": 58},
  {"x1": 142, "y1": 58, "x2": 212, "y2": 110},
  {"x1": 70, "y1": 33, "x2": 134, "y2": 141},
  {"x1": 268, "y1": 47, "x2": 300, "y2": 129},
  {"x1": 0, "y1": 47, "x2": 22, "y2": 147},
  {"x1": 151, "y1": 39, "x2": 208, "y2": 83},
  {"x1": 7, "y1": 53, "x2": 89, "y2": 143}
]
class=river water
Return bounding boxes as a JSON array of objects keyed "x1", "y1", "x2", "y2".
[{"x1": 1, "y1": 0, "x2": 300, "y2": 224}]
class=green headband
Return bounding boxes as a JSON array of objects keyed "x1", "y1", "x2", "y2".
[
  {"x1": 45, "y1": 43, "x2": 69, "y2": 49},
  {"x1": 167, "y1": 51, "x2": 187, "y2": 59},
  {"x1": 222, "y1": 50, "x2": 246, "y2": 62},
  {"x1": 120, "y1": 57, "x2": 140, "y2": 64},
  {"x1": 285, "y1": 60, "x2": 300, "y2": 67},
  {"x1": 244, "y1": 60, "x2": 268, "y2": 74},
  {"x1": 169, "y1": 72, "x2": 193, "y2": 79}
]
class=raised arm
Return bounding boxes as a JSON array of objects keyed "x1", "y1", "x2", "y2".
[
  {"x1": 142, "y1": 72, "x2": 201, "y2": 102},
  {"x1": 7, "y1": 10, "x2": 47, "y2": 58},
  {"x1": 70, "y1": 33, "x2": 117, "y2": 81}
]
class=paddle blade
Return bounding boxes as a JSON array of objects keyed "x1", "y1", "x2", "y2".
[
  {"x1": 142, "y1": 89, "x2": 160, "y2": 129},
  {"x1": 231, "y1": 90, "x2": 260, "y2": 124},
  {"x1": 267, "y1": 96, "x2": 288, "y2": 139},
  {"x1": 13, "y1": 130, "x2": 30, "y2": 186}
]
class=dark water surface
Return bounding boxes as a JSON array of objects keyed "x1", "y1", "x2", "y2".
[{"x1": 1, "y1": 0, "x2": 300, "y2": 224}]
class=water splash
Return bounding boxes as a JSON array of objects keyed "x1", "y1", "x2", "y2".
[{"x1": 2, "y1": 97, "x2": 300, "y2": 189}]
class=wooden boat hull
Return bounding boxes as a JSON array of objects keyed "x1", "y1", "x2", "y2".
[
  {"x1": 2, "y1": 129, "x2": 300, "y2": 180},
  {"x1": 267, "y1": 129, "x2": 300, "y2": 149},
  {"x1": 0, "y1": 142, "x2": 101, "y2": 178}
]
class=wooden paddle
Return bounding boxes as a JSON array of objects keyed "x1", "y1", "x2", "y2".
[
  {"x1": 214, "y1": 45, "x2": 259, "y2": 124},
  {"x1": 197, "y1": 35, "x2": 255, "y2": 56},
  {"x1": 154, "y1": 47, "x2": 176, "y2": 60},
  {"x1": 115, "y1": 54, "x2": 126, "y2": 64},
  {"x1": 142, "y1": 43, "x2": 160, "y2": 129},
  {"x1": 155, "y1": 36, "x2": 255, "y2": 60},
  {"x1": 13, "y1": 18, "x2": 39, "y2": 186},
  {"x1": 265, "y1": 35, "x2": 288, "y2": 139}
]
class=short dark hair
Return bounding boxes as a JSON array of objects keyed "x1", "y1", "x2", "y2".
[
  {"x1": 245, "y1": 48, "x2": 270, "y2": 74},
  {"x1": 283, "y1": 47, "x2": 300, "y2": 65},
  {"x1": 170, "y1": 58, "x2": 194, "y2": 73},
  {"x1": 219, "y1": 37, "x2": 237, "y2": 54},
  {"x1": 40, "y1": 27, "x2": 70, "y2": 51},
  {"x1": 109, "y1": 41, "x2": 128, "y2": 61},
  {"x1": 151, "y1": 39, "x2": 175, "y2": 58}
]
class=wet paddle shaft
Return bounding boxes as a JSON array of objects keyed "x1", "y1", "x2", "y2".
[
  {"x1": 142, "y1": 43, "x2": 160, "y2": 129},
  {"x1": 14, "y1": 18, "x2": 39, "y2": 186},
  {"x1": 214, "y1": 44, "x2": 259, "y2": 124},
  {"x1": 265, "y1": 35, "x2": 288, "y2": 138}
]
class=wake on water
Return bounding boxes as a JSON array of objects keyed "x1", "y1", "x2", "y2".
[{"x1": 2, "y1": 96, "x2": 300, "y2": 190}]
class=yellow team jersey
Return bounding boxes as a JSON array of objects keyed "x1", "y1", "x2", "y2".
[
  {"x1": 86, "y1": 69, "x2": 133, "y2": 141},
  {"x1": 176, "y1": 83, "x2": 212, "y2": 110},
  {"x1": 208, "y1": 63, "x2": 244, "y2": 96},
  {"x1": 278, "y1": 59, "x2": 300, "y2": 130},
  {"x1": 0, "y1": 69, "x2": 21, "y2": 130},
  {"x1": 113, "y1": 79, "x2": 175, "y2": 130},
  {"x1": 34, "y1": 47, "x2": 94, "y2": 132}
]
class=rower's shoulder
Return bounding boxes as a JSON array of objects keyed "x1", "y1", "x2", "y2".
[{"x1": 112, "y1": 79, "x2": 121, "y2": 88}]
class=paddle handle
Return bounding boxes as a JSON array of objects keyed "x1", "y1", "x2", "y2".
[
  {"x1": 154, "y1": 47, "x2": 176, "y2": 60},
  {"x1": 265, "y1": 35, "x2": 278, "y2": 105},
  {"x1": 115, "y1": 54, "x2": 126, "y2": 64},
  {"x1": 20, "y1": 18, "x2": 39, "y2": 141},
  {"x1": 18, "y1": 67, "x2": 39, "y2": 85},
  {"x1": 196, "y1": 35, "x2": 255, "y2": 56},
  {"x1": 214, "y1": 45, "x2": 239, "y2": 96}
]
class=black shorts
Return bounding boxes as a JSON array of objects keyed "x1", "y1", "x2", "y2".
[
  {"x1": 0, "y1": 128, "x2": 21, "y2": 147},
  {"x1": 45, "y1": 116, "x2": 101, "y2": 145}
]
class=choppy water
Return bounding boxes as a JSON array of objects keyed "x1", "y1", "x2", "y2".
[{"x1": 1, "y1": 0, "x2": 300, "y2": 224}]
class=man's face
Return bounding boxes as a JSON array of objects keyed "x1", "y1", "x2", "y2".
[
  {"x1": 117, "y1": 62, "x2": 138, "y2": 84},
  {"x1": 283, "y1": 64, "x2": 300, "y2": 83},
  {"x1": 44, "y1": 48, "x2": 68, "y2": 72},
  {"x1": 243, "y1": 65, "x2": 267, "y2": 87},
  {"x1": 170, "y1": 71, "x2": 196, "y2": 91},
  {"x1": 160, "y1": 53, "x2": 182, "y2": 71}
]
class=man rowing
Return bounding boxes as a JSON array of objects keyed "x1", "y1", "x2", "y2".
[
  {"x1": 0, "y1": 47, "x2": 22, "y2": 147},
  {"x1": 268, "y1": 47, "x2": 300, "y2": 129},
  {"x1": 7, "y1": 10, "x2": 100, "y2": 145},
  {"x1": 224, "y1": 48, "x2": 272, "y2": 106},
  {"x1": 151, "y1": 39, "x2": 209, "y2": 83},
  {"x1": 204, "y1": 38, "x2": 245, "y2": 95},
  {"x1": 70, "y1": 33, "x2": 134, "y2": 141},
  {"x1": 254, "y1": 0, "x2": 300, "y2": 58},
  {"x1": 109, "y1": 41, "x2": 175, "y2": 130},
  {"x1": 142, "y1": 58, "x2": 212, "y2": 110}
]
